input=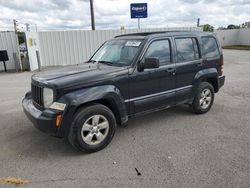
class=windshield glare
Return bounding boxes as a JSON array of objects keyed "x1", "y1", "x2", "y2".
[{"x1": 91, "y1": 39, "x2": 142, "y2": 66}]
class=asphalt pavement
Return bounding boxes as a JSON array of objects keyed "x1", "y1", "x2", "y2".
[{"x1": 0, "y1": 49, "x2": 250, "y2": 188}]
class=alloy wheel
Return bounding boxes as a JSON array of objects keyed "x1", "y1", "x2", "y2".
[
  {"x1": 199, "y1": 88, "x2": 212, "y2": 109},
  {"x1": 81, "y1": 115, "x2": 109, "y2": 145}
]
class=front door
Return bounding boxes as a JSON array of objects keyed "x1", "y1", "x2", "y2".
[{"x1": 128, "y1": 38, "x2": 176, "y2": 114}]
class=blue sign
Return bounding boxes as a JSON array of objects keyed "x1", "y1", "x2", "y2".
[{"x1": 130, "y1": 3, "x2": 148, "y2": 19}]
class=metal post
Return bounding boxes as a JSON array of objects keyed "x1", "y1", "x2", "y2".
[
  {"x1": 13, "y1": 19, "x2": 22, "y2": 71},
  {"x1": 3, "y1": 61, "x2": 7, "y2": 72},
  {"x1": 138, "y1": 18, "x2": 140, "y2": 30},
  {"x1": 13, "y1": 53, "x2": 20, "y2": 72},
  {"x1": 197, "y1": 18, "x2": 200, "y2": 27},
  {"x1": 25, "y1": 23, "x2": 30, "y2": 32},
  {"x1": 36, "y1": 50, "x2": 41, "y2": 71},
  {"x1": 89, "y1": 0, "x2": 95, "y2": 30}
]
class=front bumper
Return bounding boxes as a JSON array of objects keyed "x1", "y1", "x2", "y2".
[{"x1": 22, "y1": 97, "x2": 61, "y2": 136}]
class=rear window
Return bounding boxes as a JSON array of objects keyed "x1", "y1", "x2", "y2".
[
  {"x1": 175, "y1": 38, "x2": 200, "y2": 62},
  {"x1": 202, "y1": 37, "x2": 220, "y2": 58}
]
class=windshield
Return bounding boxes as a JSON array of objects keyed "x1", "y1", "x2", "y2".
[{"x1": 90, "y1": 39, "x2": 143, "y2": 66}]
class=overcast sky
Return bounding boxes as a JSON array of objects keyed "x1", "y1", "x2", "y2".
[{"x1": 0, "y1": 0, "x2": 250, "y2": 31}]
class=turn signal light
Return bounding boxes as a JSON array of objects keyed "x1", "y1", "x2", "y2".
[
  {"x1": 219, "y1": 56, "x2": 224, "y2": 76},
  {"x1": 56, "y1": 115, "x2": 62, "y2": 127},
  {"x1": 220, "y1": 56, "x2": 224, "y2": 66}
]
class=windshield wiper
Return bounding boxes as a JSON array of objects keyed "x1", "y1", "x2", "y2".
[
  {"x1": 98, "y1": 61, "x2": 116, "y2": 66},
  {"x1": 86, "y1": 60, "x2": 114, "y2": 65},
  {"x1": 86, "y1": 60, "x2": 96, "y2": 63}
]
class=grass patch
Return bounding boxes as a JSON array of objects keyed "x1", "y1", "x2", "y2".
[
  {"x1": 0, "y1": 177, "x2": 28, "y2": 187},
  {"x1": 222, "y1": 45, "x2": 250, "y2": 50}
]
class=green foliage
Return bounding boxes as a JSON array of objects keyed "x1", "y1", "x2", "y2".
[
  {"x1": 227, "y1": 24, "x2": 240, "y2": 29},
  {"x1": 216, "y1": 23, "x2": 247, "y2": 30},
  {"x1": 222, "y1": 45, "x2": 250, "y2": 50},
  {"x1": 202, "y1": 24, "x2": 214, "y2": 32}
]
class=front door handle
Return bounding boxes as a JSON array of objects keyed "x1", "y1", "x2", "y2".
[
  {"x1": 165, "y1": 67, "x2": 176, "y2": 75},
  {"x1": 166, "y1": 67, "x2": 175, "y2": 73},
  {"x1": 196, "y1": 62, "x2": 203, "y2": 67}
]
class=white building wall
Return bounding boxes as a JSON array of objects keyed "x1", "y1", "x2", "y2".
[{"x1": 0, "y1": 31, "x2": 19, "y2": 71}]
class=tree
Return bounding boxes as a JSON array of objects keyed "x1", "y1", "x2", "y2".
[
  {"x1": 202, "y1": 24, "x2": 214, "y2": 32},
  {"x1": 217, "y1": 26, "x2": 226, "y2": 30},
  {"x1": 241, "y1": 23, "x2": 247, "y2": 28},
  {"x1": 227, "y1": 24, "x2": 240, "y2": 29}
]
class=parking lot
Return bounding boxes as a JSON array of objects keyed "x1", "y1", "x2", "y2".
[{"x1": 0, "y1": 49, "x2": 250, "y2": 188}]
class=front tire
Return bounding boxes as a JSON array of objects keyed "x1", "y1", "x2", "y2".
[
  {"x1": 192, "y1": 82, "x2": 214, "y2": 114},
  {"x1": 68, "y1": 104, "x2": 116, "y2": 153}
]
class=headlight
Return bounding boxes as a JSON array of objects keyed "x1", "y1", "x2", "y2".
[{"x1": 43, "y1": 88, "x2": 54, "y2": 108}]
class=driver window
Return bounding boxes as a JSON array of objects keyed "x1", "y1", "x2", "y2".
[{"x1": 144, "y1": 40, "x2": 171, "y2": 66}]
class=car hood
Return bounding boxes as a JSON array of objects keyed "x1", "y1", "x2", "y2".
[{"x1": 32, "y1": 63, "x2": 128, "y2": 89}]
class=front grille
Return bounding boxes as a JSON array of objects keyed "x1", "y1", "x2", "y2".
[{"x1": 31, "y1": 83, "x2": 43, "y2": 106}]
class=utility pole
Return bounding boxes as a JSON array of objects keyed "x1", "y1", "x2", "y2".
[
  {"x1": 197, "y1": 18, "x2": 200, "y2": 27},
  {"x1": 89, "y1": 0, "x2": 95, "y2": 30},
  {"x1": 13, "y1": 19, "x2": 22, "y2": 71},
  {"x1": 25, "y1": 23, "x2": 30, "y2": 32}
]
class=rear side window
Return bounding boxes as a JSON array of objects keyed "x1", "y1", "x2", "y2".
[
  {"x1": 202, "y1": 37, "x2": 220, "y2": 58},
  {"x1": 175, "y1": 38, "x2": 200, "y2": 62},
  {"x1": 144, "y1": 39, "x2": 171, "y2": 66}
]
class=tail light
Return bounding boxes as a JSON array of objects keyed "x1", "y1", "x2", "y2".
[{"x1": 219, "y1": 56, "x2": 224, "y2": 76}]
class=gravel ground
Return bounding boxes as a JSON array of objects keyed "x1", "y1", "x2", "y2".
[{"x1": 0, "y1": 49, "x2": 250, "y2": 188}]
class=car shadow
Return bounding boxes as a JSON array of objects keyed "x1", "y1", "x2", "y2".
[
  {"x1": 15, "y1": 128, "x2": 81, "y2": 157},
  {"x1": 16, "y1": 105, "x2": 194, "y2": 157},
  {"x1": 118, "y1": 105, "x2": 194, "y2": 130}
]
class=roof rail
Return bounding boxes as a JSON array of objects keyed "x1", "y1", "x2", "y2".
[{"x1": 115, "y1": 30, "x2": 191, "y2": 38}]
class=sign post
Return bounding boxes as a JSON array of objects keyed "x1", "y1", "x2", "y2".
[{"x1": 130, "y1": 3, "x2": 148, "y2": 29}]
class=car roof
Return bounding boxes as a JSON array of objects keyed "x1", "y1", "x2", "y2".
[{"x1": 115, "y1": 31, "x2": 215, "y2": 40}]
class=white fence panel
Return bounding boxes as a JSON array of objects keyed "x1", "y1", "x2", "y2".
[
  {"x1": 238, "y1": 29, "x2": 250, "y2": 46},
  {"x1": 0, "y1": 31, "x2": 18, "y2": 71},
  {"x1": 215, "y1": 28, "x2": 250, "y2": 46},
  {"x1": 215, "y1": 29, "x2": 240, "y2": 46},
  {"x1": 38, "y1": 27, "x2": 202, "y2": 67}
]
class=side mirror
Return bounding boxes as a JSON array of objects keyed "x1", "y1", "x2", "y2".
[{"x1": 139, "y1": 57, "x2": 159, "y2": 71}]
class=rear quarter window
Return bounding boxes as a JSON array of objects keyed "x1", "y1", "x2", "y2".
[{"x1": 202, "y1": 37, "x2": 220, "y2": 58}]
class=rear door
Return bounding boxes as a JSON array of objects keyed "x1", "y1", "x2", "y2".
[{"x1": 173, "y1": 37, "x2": 202, "y2": 103}]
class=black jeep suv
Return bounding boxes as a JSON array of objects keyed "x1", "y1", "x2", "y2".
[{"x1": 23, "y1": 31, "x2": 225, "y2": 152}]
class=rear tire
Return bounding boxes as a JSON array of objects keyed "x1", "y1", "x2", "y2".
[
  {"x1": 68, "y1": 104, "x2": 116, "y2": 153},
  {"x1": 192, "y1": 82, "x2": 214, "y2": 114}
]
